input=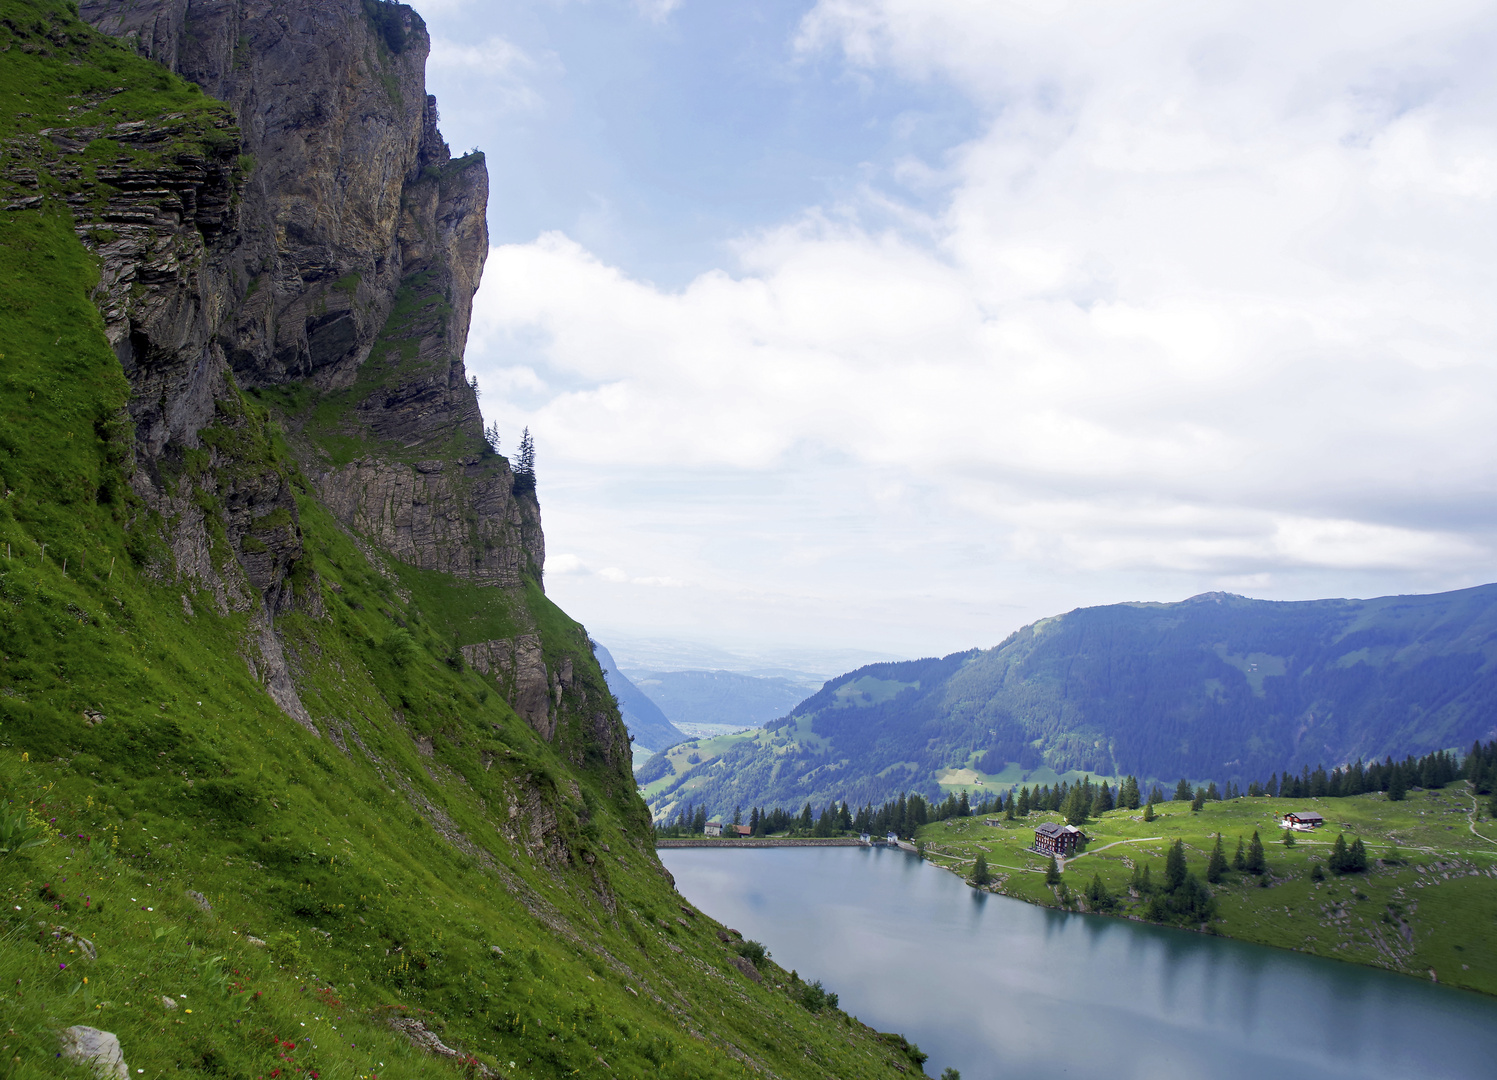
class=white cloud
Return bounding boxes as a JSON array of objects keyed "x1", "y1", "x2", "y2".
[
  {"x1": 633, "y1": 0, "x2": 683, "y2": 23},
  {"x1": 428, "y1": 35, "x2": 547, "y2": 113},
  {"x1": 465, "y1": 0, "x2": 1497, "y2": 651}
]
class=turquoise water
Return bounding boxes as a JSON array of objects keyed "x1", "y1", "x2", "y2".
[{"x1": 661, "y1": 845, "x2": 1497, "y2": 1079}]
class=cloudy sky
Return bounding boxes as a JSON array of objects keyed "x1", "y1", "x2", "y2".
[{"x1": 422, "y1": 0, "x2": 1497, "y2": 662}]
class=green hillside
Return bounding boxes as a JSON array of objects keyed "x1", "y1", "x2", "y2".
[
  {"x1": 917, "y1": 785, "x2": 1497, "y2": 996},
  {"x1": 0, "y1": 3, "x2": 920, "y2": 1078},
  {"x1": 640, "y1": 588, "x2": 1497, "y2": 820}
]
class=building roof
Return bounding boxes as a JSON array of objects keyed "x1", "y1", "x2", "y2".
[
  {"x1": 1287, "y1": 810, "x2": 1324, "y2": 821},
  {"x1": 1035, "y1": 822, "x2": 1066, "y2": 837},
  {"x1": 731, "y1": 824, "x2": 751, "y2": 835}
]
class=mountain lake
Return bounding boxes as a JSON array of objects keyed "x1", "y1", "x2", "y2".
[{"x1": 662, "y1": 845, "x2": 1497, "y2": 1079}]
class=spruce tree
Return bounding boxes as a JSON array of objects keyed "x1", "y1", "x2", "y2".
[
  {"x1": 1063, "y1": 785, "x2": 1090, "y2": 826},
  {"x1": 1348, "y1": 837, "x2": 1367, "y2": 873},
  {"x1": 1164, "y1": 839, "x2": 1187, "y2": 893},
  {"x1": 1206, "y1": 834, "x2": 1227, "y2": 883},
  {"x1": 1232, "y1": 837, "x2": 1246, "y2": 871},
  {"x1": 1120, "y1": 775, "x2": 1141, "y2": 810},
  {"x1": 1143, "y1": 801, "x2": 1156, "y2": 823},
  {"x1": 1005, "y1": 793, "x2": 1016, "y2": 821},
  {"x1": 1328, "y1": 833, "x2": 1348, "y2": 873},
  {"x1": 512, "y1": 428, "x2": 537, "y2": 495},
  {"x1": 972, "y1": 852, "x2": 991, "y2": 886},
  {"x1": 1246, "y1": 830, "x2": 1266, "y2": 874},
  {"x1": 1174, "y1": 778, "x2": 1194, "y2": 802},
  {"x1": 1017, "y1": 787, "x2": 1031, "y2": 816},
  {"x1": 1310, "y1": 863, "x2": 1325, "y2": 882},
  {"x1": 1190, "y1": 790, "x2": 1205, "y2": 812},
  {"x1": 1045, "y1": 856, "x2": 1061, "y2": 886},
  {"x1": 1086, "y1": 873, "x2": 1114, "y2": 912},
  {"x1": 1387, "y1": 766, "x2": 1407, "y2": 802},
  {"x1": 1094, "y1": 782, "x2": 1114, "y2": 815}
]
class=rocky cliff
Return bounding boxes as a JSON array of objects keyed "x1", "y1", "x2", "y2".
[
  {"x1": 0, "y1": 5, "x2": 926, "y2": 1074},
  {"x1": 75, "y1": 0, "x2": 544, "y2": 721}
]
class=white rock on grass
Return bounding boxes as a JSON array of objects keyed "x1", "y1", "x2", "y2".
[
  {"x1": 59, "y1": 1026, "x2": 128, "y2": 1080},
  {"x1": 185, "y1": 890, "x2": 211, "y2": 912},
  {"x1": 161, "y1": 995, "x2": 178, "y2": 1010}
]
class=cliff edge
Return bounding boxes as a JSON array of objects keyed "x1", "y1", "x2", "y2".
[{"x1": 0, "y1": 2, "x2": 924, "y2": 1076}]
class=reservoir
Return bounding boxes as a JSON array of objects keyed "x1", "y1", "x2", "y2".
[{"x1": 662, "y1": 845, "x2": 1497, "y2": 1079}]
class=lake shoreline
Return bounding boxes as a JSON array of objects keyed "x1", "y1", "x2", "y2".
[
  {"x1": 663, "y1": 844, "x2": 1497, "y2": 1080},
  {"x1": 656, "y1": 836, "x2": 868, "y2": 848}
]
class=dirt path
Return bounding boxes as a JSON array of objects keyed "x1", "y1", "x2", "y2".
[
  {"x1": 1468, "y1": 791, "x2": 1497, "y2": 846},
  {"x1": 923, "y1": 848, "x2": 1041, "y2": 874},
  {"x1": 1063, "y1": 836, "x2": 1163, "y2": 867}
]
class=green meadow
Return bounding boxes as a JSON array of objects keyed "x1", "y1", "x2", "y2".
[{"x1": 917, "y1": 787, "x2": 1497, "y2": 996}]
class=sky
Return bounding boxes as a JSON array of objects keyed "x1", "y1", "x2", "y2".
[{"x1": 421, "y1": 0, "x2": 1497, "y2": 664}]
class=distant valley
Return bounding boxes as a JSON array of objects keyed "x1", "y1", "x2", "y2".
[
  {"x1": 639, "y1": 585, "x2": 1497, "y2": 821},
  {"x1": 593, "y1": 640, "x2": 821, "y2": 768}
]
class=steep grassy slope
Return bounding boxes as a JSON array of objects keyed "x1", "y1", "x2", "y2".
[
  {"x1": 0, "y1": 4, "x2": 923, "y2": 1078},
  {"x1": 644, "y1": 588, "x2": 1497, "y2": 819},
  {"x1": 916, "y1": 786, "x2": 1497, "y2": 996}
]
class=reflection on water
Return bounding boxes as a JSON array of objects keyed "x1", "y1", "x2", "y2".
[{"x1": 662, "y1": 846, "x2": 1497, "y2": 1080}]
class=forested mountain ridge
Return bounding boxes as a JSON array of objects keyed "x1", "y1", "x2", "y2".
[
  {"x1": 0, "y1": 3, "x2": 920, "y2": 1076},
  {"x1": 640, "y1": 586, "x2": 1497, "y2": 821}
]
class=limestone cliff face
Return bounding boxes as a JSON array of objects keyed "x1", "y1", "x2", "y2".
[{"x1": 79, "y1": 0, "x2": 545, "y2": 717}]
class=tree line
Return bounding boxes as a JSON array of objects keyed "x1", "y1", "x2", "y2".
[{"x1": 656, "y1": 739, "x2": 1497, "y2": 841}]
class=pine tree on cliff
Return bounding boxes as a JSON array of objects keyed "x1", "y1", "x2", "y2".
[{"x1": 512, "y1": 427, "x2": 536, "y2": 496}]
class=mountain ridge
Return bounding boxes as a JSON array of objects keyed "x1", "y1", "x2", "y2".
[{"x1": 640, "y1": 583, "x2": 1497, "y2": 820}]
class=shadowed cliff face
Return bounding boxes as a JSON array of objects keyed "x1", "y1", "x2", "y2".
[{"x1": 76, "y1": 0, "x2": 543, "y2": 724}]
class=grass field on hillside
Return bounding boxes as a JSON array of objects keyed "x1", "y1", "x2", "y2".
[{"x1": 917, "y1": 787, "x2": 1497, "y2": 996}]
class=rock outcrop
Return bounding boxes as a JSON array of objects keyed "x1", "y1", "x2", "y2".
[
  {"x1": 464, "y1": 636, "x2": 553, "y2": 737},
  {"x1": 78, "y1": 0, "x2": 544, "y2": 720}
]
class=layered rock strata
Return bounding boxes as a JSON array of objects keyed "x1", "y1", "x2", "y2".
[{"x1": 78, "y1": 0, "x2": 546, "y2": 719}]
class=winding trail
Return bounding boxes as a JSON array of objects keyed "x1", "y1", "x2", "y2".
[
  {"x1": 1063, "y1": 837, "x2": 1163, "y2": 864},
  {"x1": 1468, "y1": 791, "x2": 1497, "y2": 847}
]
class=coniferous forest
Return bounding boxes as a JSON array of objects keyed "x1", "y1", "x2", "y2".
[{"x1": 640, "y1": 586, "x2": 1497, "y2": 821}]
